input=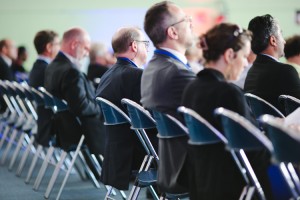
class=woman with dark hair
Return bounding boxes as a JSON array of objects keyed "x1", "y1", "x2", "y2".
[{"x1": 182, "y1": 23, "x2": 272, "y2": 200}]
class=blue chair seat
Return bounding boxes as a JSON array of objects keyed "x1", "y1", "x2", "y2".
[{"x1": 137, "y1": 168, "x2": 157, "y2": 187}]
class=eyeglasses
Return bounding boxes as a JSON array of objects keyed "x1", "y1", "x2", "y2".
[
  {"x1": 169, "y1": 15, "x2": 192, "y2": 27},
  {"x1": 134, "y1": 40, "x2": 150, "y2": 50}
]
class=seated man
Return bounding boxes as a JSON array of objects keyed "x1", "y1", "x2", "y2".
[
  {"x1": 96, "y1": 26, "x2": 156, "y2": 190},
  {"x1": 45, "y1": 27, "x2": 104, "y2": 156},
  {"x1": 284, "y1": 35, "x2": 300, "y2": 77},
  {"x1": 244, "y1": 14, "x2": 300, "y2": 112},
  {"x1": 28, "y1": 29, "x2": 60, "y2": 146},
  {"x1": 141, "y1": 1, "x2": 196, "y2": 193}
]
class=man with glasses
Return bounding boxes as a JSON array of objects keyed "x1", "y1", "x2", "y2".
[
  {"x1": 96, "y1": 27, "x2": 157, "y2": 191},
  {"x1": 141, "y1": 1, "x2": 195, "y2": 122},
  {"x1": 141, "y1": 1, "x2": 195, "y2": 194},
  {"x1": 245, "y1": 14, "x2": 300, "y2": 112}
]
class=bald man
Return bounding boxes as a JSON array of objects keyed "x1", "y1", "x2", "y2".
[
  {"x1": 96, "y1": 27, "x2": 156, "y2": 190},
  {"x1": 0, "y1": 39, "x2": 17, "y2": 80},
  {"x1": 45, "y1": 27, "x2": 104, "y2": 157}
]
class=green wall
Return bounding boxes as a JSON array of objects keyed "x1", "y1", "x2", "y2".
[{"x1": 0, "y1": 0, "x2": 299, "y2": 70}]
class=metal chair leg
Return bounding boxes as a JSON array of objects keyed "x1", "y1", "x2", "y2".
[
  {"x1": 25, "y1": 144, "x2": 42, "y2": 183},
  {"x1": 33, "y1": 146, "x2": 55, "y2": 190},
  {"x1": 55, "y1": 135, "x2": 85, "y2": 200},
  {"x1": 77, "y1": 151, "x2": 100, "y2": 188},
  {"x1": 0, "y1": 126, "x2": 10, "y2": 150},
  {"x1": 9, "y1": 133, "x2": 25, "y2": 170},
  {"x1": 44, "y1": 151, "x2": 68, "y2": 199},
  {"x1": 16, "y1": 135, "x2": 35, "y2": 176},
  {"x1": 1, "y1": 129, "x2": 18, "y2": 164}
]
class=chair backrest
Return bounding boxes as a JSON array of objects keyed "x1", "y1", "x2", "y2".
[
  {"x1": 214, "y1": 107, "x2": 273, "y2": 152},
  {"x1": 121, "y1": 98, "x2": 156, "y2": 129},
  {"x1": 245, "y1": 93, "x2": 285, "y2": 118},
  {"x1": 278, "y1": 95, "x2": 300, "y2": 116},
  {"x1": 151, "y1": 110, "x2": 188, "y2": 138},
  {"x1": 38, "y1": 87, "x2": 68, "y2": 113},
  {"x1": 95, "y1": 97, "x2": 130, "y2": 125},
  {"x1": 178, "y1": 106, "x2": 227, "y2": 145},
  {"x1": 27, "y1": 86, "x2": 44, "y2": 107},
  {"x1": 260, "y1": 114, "x2": 300, "y2": 163}
]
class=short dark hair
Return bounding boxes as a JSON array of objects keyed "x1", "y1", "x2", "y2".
[
  {"x1": 248, "y1": 14, "x2": 278, "y2": 54},
  {"x1": 200, "y1": 23, "x2": 252, "y2": 62},
  {"x1": 144, "y1": 1, "x2": 174, "y2": 47},
  {"x1": 34, "y1": 30, "x2": 58, "y2": 54},
  {"x1": 284, "y1": 35, "x2": 300, "y2": 59},
  {"x1": 111, "y1": 27, "x2": 141, "y2": 54},
  {"x1": 17, "y1": 46, "x2": 27, "y2": 57},
  {"x1": 0, "y1": 39, "x2": 8, "y2": 52}
]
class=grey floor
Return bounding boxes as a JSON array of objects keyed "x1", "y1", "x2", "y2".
[{"x1": 0, "y1": 144, "x2": 149, "y2": 200}]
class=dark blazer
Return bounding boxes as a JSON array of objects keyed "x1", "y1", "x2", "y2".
[
  {"x1": 28, "y1": 59, "x2": 53, "y2": 146},
  {"x1": 0, "y1": 56, "x2": 14, "y2": 81},
  {"x1": 29, "y1": 59, "x2": 48, "y2": 88},
  {"x1": 45, "y1": 52, "x2": 104, "y2": 154},
  {"x1": 244, "y1": 54, "x2": 300, "y2": 113},
  {"x1": 87, "y1": 63, "x2": 108, "y2": 85},
  {"x1": 141, "y1": 50, "x2": 195, "y2": 193},
  {"x1": 96, "y1": 58, "x2": 157, "y2": 190},
  {"x1": 0, "y1": 56, "x2": 13, "y2": 112},
  {"x1": 182, "y1": 69, "x2": 272, "y2": 200},
  {"x1": 141, "y1": 51, "x2": 195, "y2": 120}
]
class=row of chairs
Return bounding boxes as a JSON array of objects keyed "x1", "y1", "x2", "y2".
[
  {"x1": 0, "y1": 80, "x2": 107, "y2": 200},
  {"x1": 98, "y1": 93, "x2": 300, "y2": 200}
]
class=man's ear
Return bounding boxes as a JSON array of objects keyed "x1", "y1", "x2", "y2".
[
  {"x1": 166, "y1": 26, "x2": 178, "y2": 40},
  {"x1": 224, "y1": 48, "x2": 234, "y2": 64},
  {"x1": 46, "y1": 43, "x2": 52, "y2": 53},
  {"x1": 270, "y1": 35, "x2": 277, "y2": 47},
  {"x1": 131, "y1": 41, "x2": 138, "y2": 52}
]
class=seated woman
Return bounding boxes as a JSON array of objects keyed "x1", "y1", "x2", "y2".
[{"x1": 181, "y1": 23, "x2": 272, "y2": 200}]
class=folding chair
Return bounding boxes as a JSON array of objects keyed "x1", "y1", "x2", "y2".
[
  {"x1": 215, "y1": 107, "x2": 273, "y2": 200},
  {"x1": 260, "y1": 114, "x2": 300, "y2": 199},
  {"x1": 278, "y1": 95, "x2": 300, "y2": 116},
  {"x1": 34, "y1": 87, "x2": 98, "y2": 200},
  {"x1": 245, "y1": 93, "x2": 285, "y2": 118},
  {"x1": 151, "y1": 110, "x2": 189, "y2": 199},
  {"x1": 96, "y1": 97, "x2": 135, "y2": 200},
  {"x1": 178, "y1": 106, "x2": 251, "y2": 199},
  {"x1": 121, "y1": 98, "x2": 159, "y2": 200}
]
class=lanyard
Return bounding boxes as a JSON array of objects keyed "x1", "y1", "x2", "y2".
[
  {"x1": 117, "y1": 57, "x2": 138, "y2": 68},
  {"x1": 154, "y1": 49, "x2": 191, "y2": 70}
]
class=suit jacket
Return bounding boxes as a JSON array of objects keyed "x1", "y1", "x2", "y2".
[
  {"x1": 244, "y1": 54, "x2": 300, "y2": 113},
  {"x1": 87, "y1": 63, "x2": 108, "y2": 86},
  {"x1": 96, "y1": 58, "x2": 157, "y2": 190},
  {"x1": 45, "y1": 52, "x2": 104, "y2": 154},
  {"x1": 0, "y1": 56, "x2": 13, "y2": 112},
  {"x1": 182, "y1": 68, "x2": 272, "y2": 200},
  {"x1": 141, "y1": 50, "x2": 195, "y2": 193},
  {"x1": 29, "y1": 59, "x2": 48, "y2": 88},
  {"x1": 0, "y1": 56, "x2": 14, "y2": 81},
  {"x1": 28, "y1": 59, "x2": 54, "y2": 146},
  {"x1": 141, "y1": 51, "x2": 195, "y2": 120}
]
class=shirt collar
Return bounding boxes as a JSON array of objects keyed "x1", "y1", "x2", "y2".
[
  {"x1": 60, "y1": 51, "x2": 80, "y2": 66},
  {"x1": 160, "y1": 47, "x2": 188, "y2": 65},
  {"x1": 37, "y1": 55, "x2": 52, "y2": 64},
  {"x1": 260, "y1": 53, "x2": 279, "y2": 62},
  {"x1": 0, "y1": 54, "x2": 12, "y2": 66}
]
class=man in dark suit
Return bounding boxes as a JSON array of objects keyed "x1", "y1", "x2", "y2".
[
  {"x1": 244, "y1": 14, "x2": 300, "y2": 113},
  {"x1": 45, "y1": 27, "x2": 104, "y2": 156},
  {"x1": 141, "y1": 1, "x2": 196, "y2": 194},
  {"x1": 0, "y1": 39, "x2": 17, "y2": 81},
  {"x1": 28, "y1": 30, "x2": 60, "y2": 146},
  {"x1": 96, "y1": 27, "x2": 154, "y2": 190},
  {"x1": 87, "y1": 42, "x2": 114, "y2": 88},
  {"x1": 0, "y1": 39, "x2": 17, "y2": 112}
]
